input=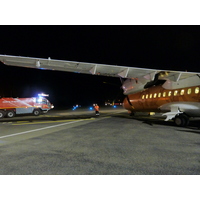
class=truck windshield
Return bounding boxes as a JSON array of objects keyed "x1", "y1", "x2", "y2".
[{"x1": 36, "y1": 98, "x2": 47, "y2": 104}]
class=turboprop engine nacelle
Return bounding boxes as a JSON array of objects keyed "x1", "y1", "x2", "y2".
[
  {"x1": 122, "y1": 77, "x2": 149, "y2": 95},
  {"x1": 122, "y1": 71, "x2": 172, "y2": 95}
]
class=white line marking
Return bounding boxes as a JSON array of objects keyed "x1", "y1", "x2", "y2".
[{"x1": 0, "y1": 120, "x2": 84, "y2": 139}]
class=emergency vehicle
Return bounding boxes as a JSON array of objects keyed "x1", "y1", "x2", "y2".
[{"x1": 0, "y1": 97, "x2": 54, "y2": 118}]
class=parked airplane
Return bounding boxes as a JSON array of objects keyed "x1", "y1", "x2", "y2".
[{"x1": 0, "y1": 54, "x2": 200, "y2": 126}]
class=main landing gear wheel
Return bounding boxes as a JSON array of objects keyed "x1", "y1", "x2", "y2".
[
  {"x1": 174, "y1": 114, "x2": 189, "y2": 127},
  {"x1": 6, "y1": 110, "x2": 15, "y2": 118},
  {"x1": 0, "y1": 110, "x2": 6, "y2": 118}
]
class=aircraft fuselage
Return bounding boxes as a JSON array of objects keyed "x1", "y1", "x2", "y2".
[{"x1": 123, "y1": 85, "x2": 200, "y2": 117}]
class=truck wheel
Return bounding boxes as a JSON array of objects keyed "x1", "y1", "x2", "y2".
[
  {"x1": 33, "y1": 109, "x2": 41, "y2": 116},
  {"x1": 6, "y1": 110, "x2": 15, "y2": 118},
  {"x1": 0, "y1": 110, "x2": 5, "y2": 118}
]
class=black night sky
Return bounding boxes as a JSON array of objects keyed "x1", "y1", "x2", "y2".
[{"x1": 1, "y1": 26, "x2": 200, "y2": 108}]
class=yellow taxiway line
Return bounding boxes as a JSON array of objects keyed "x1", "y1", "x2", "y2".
[{"x1": 12, "y1": 118, "x2": 95, "y2": 125}]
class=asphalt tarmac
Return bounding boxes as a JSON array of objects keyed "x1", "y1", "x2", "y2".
[{"x1": 0, "y1": 106, "x2": 200, "y2": 175}]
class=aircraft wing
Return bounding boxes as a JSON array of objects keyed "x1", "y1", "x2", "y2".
[{"x1": 0, "y1": 55, "x2": 199, "y2": 81}]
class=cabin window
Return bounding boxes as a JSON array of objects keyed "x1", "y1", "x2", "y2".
[
  {"x1": 180, "y1": 89, "x2": 185, "y2": 95},
  {"x1": 163, "y1": 92, "x2": 166, "y2": 97},
  {"x1": 187, "y1": 88, "x2": 192, "y2": 95},
  {"x1": 142, "y1": 95, "x2": 145, "y2": 99},
  {"x1": 195, "y1": 87, "x2": 199, "y2": 94},
  {"x1": 168, "y1": 91, "x2": 172, "y2": 96},
  {"x1": 174, "y1": 90, "x2": 178, "y2": 96},
  {"x1": 158, "y1": 93, "x2": 161, "y2": 98},
  {"x1": 146, "y1": 94, "x2": 148, "y2": 99},
  {"x1": 149, "y1": 94, "x2": 152, "y2": 98},
  {"x1": 154, "y1": 93, "x2": 157, "y2": 98}
]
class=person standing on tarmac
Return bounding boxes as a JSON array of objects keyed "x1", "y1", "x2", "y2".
[{"x1": 94, "y1": 104, "x2": 100, "y2": 116}]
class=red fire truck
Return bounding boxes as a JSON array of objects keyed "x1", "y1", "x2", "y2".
[{"x1": 0, "y1": 97, "x2": 54, "y2": 118}]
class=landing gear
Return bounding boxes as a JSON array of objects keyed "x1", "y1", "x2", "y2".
[{"x1": 174, "y1": 114, "x2": 189, "y2": 127}]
